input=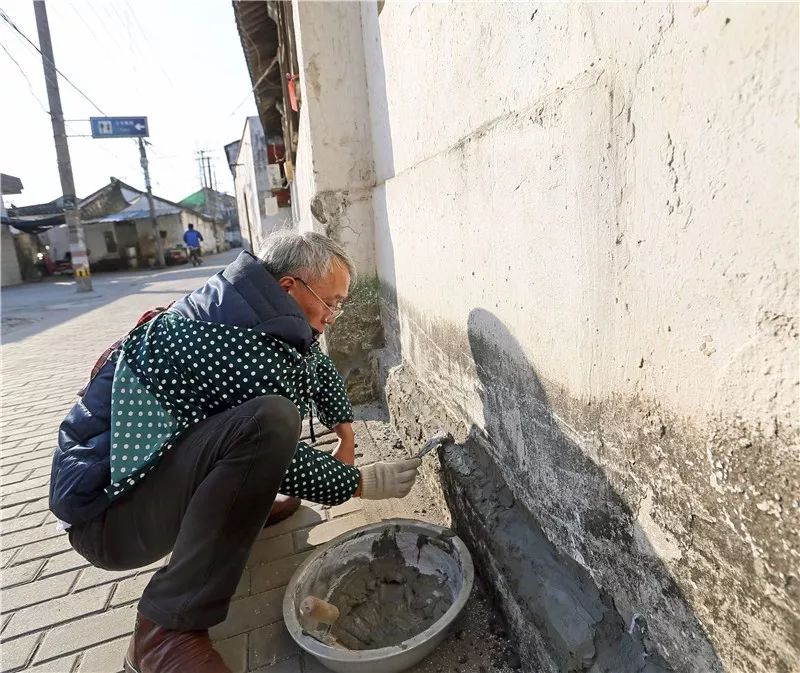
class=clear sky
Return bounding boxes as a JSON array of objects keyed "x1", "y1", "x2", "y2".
[{"x1": 0, "y1": 0, "x2": 257, "y2": 207}]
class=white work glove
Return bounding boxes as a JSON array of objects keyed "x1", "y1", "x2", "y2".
[{"x1": 359, "y1": 458, "x2": 422, "y2": 500}]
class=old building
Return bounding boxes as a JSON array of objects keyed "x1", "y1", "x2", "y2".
[
  {"x1": 228, "y1": 116, "x2": 292, "y2": 253},
  {"x1": 232, "y1": 3, "x2": 799, "y2": 672},
  {"x1": 0, "y1": 173, "x2": 24, "y2": 287},
  {"x1": 6, "y1": 178, "x2": 224, "y2": 271}
]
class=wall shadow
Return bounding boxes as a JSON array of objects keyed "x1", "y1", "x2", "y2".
[{"x1": 457, "y1": 307, "x2": 722, "y2": 672}]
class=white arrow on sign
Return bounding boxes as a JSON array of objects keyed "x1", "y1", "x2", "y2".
[{"x1": 134, "y1": 123, "x2": 146, "y2": 130}]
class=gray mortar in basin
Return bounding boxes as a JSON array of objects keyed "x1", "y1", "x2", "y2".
[{"x1": 283, "y1": 519, "x2": 474, "y2": 673}]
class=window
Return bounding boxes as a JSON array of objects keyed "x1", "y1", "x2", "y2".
[{"x1": 104, "y1": 231, "x2": 118, "y2": 253}]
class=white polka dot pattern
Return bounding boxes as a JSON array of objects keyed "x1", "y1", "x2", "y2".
[{"x1": 107, "y1": 313, "x2": 358, "y2": 505}]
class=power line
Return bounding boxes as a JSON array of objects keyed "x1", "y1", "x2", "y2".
[
  {"x1": 0, "y1": 4, "x2": 142, "y2": 177},
  {"x1": 123, "y1": 0, "x2": 177, "y2": 90},
  {"x1": 227, "y1": 55, "x2": 279, "y2": 118},
  {"x1": 0, "y1": 41, "x2": 50, "y2": 115},
  {"x1": 0, "y1": 5, "x2": 105, "y2": 115}
]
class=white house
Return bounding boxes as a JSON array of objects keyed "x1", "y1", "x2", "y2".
[{"x1": 231, "y1": 116, "x2": 292, "y2": 254}]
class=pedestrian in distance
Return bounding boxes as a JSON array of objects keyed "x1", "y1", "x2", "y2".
[{"x1": 49, "y1": 231, "x2": 422, "y2": 673}]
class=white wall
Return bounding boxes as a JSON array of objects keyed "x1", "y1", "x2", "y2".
[
  {"x1": 83, "y1": 222, "x2": 118, "y2": 263},
  {"x1": 233, "y1": 116, "x2": 282, "y2": 250},
  {"x1": 1, "y1": 227, "x2": 22, "y2": 287},
  {"x1": 362, "y1": 3, "x2": 798, "y2": 671},
  {"x1": 369, "y1": 2, "x2": 798, "y2": 428},
  {"x1": 290, "y1": 0, "x2": 377, "y2": 276}
]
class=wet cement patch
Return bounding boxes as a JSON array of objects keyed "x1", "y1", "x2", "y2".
[{"x1": 328, "y1": 530, "x2": 453, "y2": 649}]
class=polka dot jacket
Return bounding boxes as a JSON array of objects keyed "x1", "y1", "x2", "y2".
[{"x1": 107, "y1": 311, "x2": 359, "y2": 505}]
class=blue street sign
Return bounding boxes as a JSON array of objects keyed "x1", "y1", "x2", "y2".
[{"x1": 90, "y1": 116, "x2": 149, "y2": 138}]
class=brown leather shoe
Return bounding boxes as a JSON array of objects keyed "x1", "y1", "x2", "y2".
[
  {"x1": 123, "y1": 612, "x2": 231, "y2": 673},
  {"x1": 264, "y1": 494, "x2": 301, "y2": 527}
]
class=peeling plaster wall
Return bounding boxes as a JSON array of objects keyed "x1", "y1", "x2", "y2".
[
  {"x1": 363, "y1": 2, "x2": 798, "y2": 672},
  {"x1": 290, "y1": 0, "x2": 384, "y2": 401}
]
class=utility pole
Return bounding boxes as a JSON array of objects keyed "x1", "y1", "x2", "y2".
[
  {"x1": 138, "y1": 138, "x2": 165, "y2": 267},
  {"x1": 33, "y1": 0, "x2": 92, "y2": 291},
  {"x1": 197, "y1": 150, "x2": 209, "y2": 189},
  {"x1": 205, "y1": 156, "x2": 214, "y2": 191}
]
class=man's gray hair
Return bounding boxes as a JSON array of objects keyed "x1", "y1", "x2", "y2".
[{"x1": 259, "y1": 230, "x2": 356, "y2": 283}]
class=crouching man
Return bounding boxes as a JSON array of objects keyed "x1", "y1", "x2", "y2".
[{"x1": 50, "y1": 231, "x2": 420, "y2": 673}]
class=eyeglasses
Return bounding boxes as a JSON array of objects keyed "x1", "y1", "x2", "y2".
[{"x1": 292, "y1": 277, "x2": 345, "y2": 319}]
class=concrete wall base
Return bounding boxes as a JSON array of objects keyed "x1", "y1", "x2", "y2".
[{"x1": 383, "y1": 361, "x2": 677, "y2": 673}]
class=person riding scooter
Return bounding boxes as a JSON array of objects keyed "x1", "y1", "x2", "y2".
[{"x1": 183, "y1": 223, "x2": 204, "y2": 266}]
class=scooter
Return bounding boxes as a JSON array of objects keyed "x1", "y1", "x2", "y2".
[{"x1": 187, "y1": 246, "x2": 203, "y2": 266}]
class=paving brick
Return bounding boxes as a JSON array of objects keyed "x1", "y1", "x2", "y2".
[
  {"x1": 292, "y1": 512, "x2": 368, "y2": 552},
  {"x1": 2, "y1": 569, "x2": 78, "y2": 612},
  {"x1": 0, "y1": 503, "x2": 25, "y2": 521},
  {"x1": 326, "y1": 498, "x2": 364, "y2": 519},
  {"x1": 1, "y1": 520, "x2": 64, "y2": 550},
  {"x1": 39, "y1": 550, "x2": 90, "y2": 579},
  {"x1": 250, "y1": 551, "x2": 311, "y2": 594},
  {"x1": 259, "y1": 505, "x2": 327, "y2": 539},
  {"x1": 1, "y1": 423, "x2": 57, "y2": 439},
  {"x1": 0, "y1": 449, "x2": 53, "y2": 470},
  {"x1": 1, "y1": 467, "x2": 34, "y2": 485},
  {"x1": 109, "y1": 570, "x2": 157, "y2": 607},
  {"x1": 1, "y1": 483, "x2": 50, "y2": 508},
  {"x1": 1, "y1": 558, "x2": 44, "y2": 589},
  {"x1": 0, "y1": 428, "x2": 50, "y2": 445},
  {"x1": 300, "y1": 654, "x2": 332, "y2": 673},
  {"x1": 21, "y1": 653, "x2": 79, "y2": 673},
  {"x1": 76, "y1": 637, "x2": 127, "y2": 673},
  {"x1": 214, "y1": 633, "x2": 248, "y2": 673},
  {"x1": 1, "y1": 441, "x2": 43, "y2": 459},
  {"x1": 1, "y1": 546, "x2": 19, "y2": 568},
  {"x1": 9, "y1": 533, "x2": 72, "y2": 565},
  {"x1": 20, "y1": 497, "x2": 52, "y2": 516},
  {"x1": 0, "y1": 438, "x2": 23, "y2": 453},
  {"x1": 259, "y1": 505, "x2": 326, "y2": 541},
  {"x1": 9, "y1": 456, "x2": 55, "y2": 474},
  {"x1": 0, "y1": 631, "x2": 41, "y2": 671},
  {"x1": 251, "y1": 655, "x2": 302, "y2": 673},
  {"x1": 234, "y1": 568, "x2": 250, "y2": 599},
  {"x1": 2, "y1": 474, "x2": 51, "y2": 496},
  {"x1": 29, "y1": 465, "x2": 53, "y2": 479},
  {"x1": 3, "y1": 583, "x2": 112, "y2": 638},
  {"x1": 208, "y1": 587, "x2": 284, "y2": 640},
  {"x1": 249, "y1": 621, "x2": 299, "y2": 669},
  {"x1": 74, "y1": 558, "x2": 166, "y2": 592},
  {"x1": 1, "y1": 510, "x2": 48, "y2": 534},
  {"x1": 247, "y1": 533, "x2": 295, "y2": 567},
  {"x1": 33, "y1": 604, "x2": 136, "y2": 662}
]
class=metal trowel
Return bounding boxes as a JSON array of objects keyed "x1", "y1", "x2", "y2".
[{"x1": 415, "y1": 431, "x2": 455, "y2": 459}]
